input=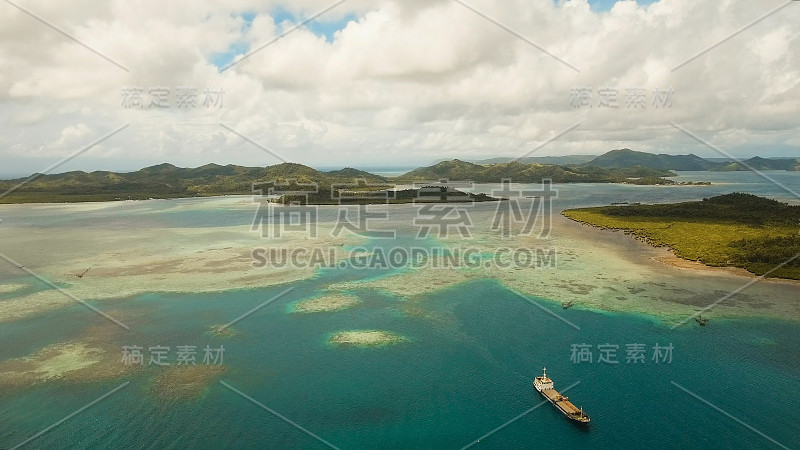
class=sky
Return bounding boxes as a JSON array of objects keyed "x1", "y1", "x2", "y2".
[{"x1": 0, "y1": 0, "x2": 798, "y2": 176}]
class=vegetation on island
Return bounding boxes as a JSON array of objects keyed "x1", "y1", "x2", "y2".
[
  {"x1": 563, "y1": 193, "x2": 800, "y2": 280},
  {"x1": 472, "y1": 155, "x2": 596, "y2": 165},
  {"x1": 468, "y1": 150, "x2": 799, "y2": 171},
  {"x1": 394, "y1": 159, "x2": 689, "y2": 184},
  {"x1": 0, "y1": 162, "x2": 390, "y2": 204},
  {"x1": 586, "y1": 149, "x2": 799, "y2": 172},
  {"x1": 0, "y1": 161, "x2": 501, "y2": 204},
  {"x1": 710, "y1": 156, "x2": 800, "y2": 172},
  {"x1": 0, "y1": 155, "x2": 705, "y2": 204},
  {"x1": 6, "y1": 146, "x2": 797, "y2": 204},
  {"x1": 587, "y1": 149, "x2": 717, "y2": 171}
]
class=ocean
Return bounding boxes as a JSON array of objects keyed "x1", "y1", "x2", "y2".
[{"x1": 0, "y1": 171, "x2": 799, "y2": 449}]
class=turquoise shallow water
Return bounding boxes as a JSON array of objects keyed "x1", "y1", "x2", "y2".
[
  {"x1": 1, "y1": 171, "x2": 800, "y2": 449},
  {"x1": 1, "y1": 279, "x2": 799, "y2": 449}
]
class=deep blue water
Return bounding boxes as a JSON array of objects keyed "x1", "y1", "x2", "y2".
[
  {"x1": 1, "y1": 278, "x2": 798, "y2": 449},
  {"x1": 1, "y1": 171, "x2": 800, "y2": 449}
]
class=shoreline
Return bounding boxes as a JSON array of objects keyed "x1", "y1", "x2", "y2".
[
  {"x1": 561, "y1": 211, "x2": 800, "y2": 284},
  {"x1": 0, "y1": 180, "x2": 714, "y2": 206},
  {"x1": 650, "y1": 247, "x2": 800, "y2": 287},
  {"x1": 2, "y1": 198, "x2": 798, "y2": 327}
]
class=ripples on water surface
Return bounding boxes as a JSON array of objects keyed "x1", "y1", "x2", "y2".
[{"x1": 1, "y1": 171, "x2": 799, "y2": 449}]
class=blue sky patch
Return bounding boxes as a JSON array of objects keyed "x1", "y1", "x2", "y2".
[
  {"x1": 271, "y1": 7, "x2": 356, "y2": 43},
  {"x1": 584, "y1": 0, "x2": 660, "y2": 12},
  {"x1": 211, "y1": 9, "x2": 355, "y2": 70},
  {"x1": 211, "y1": 11, "x2": 256, "y2": 69},
  {"x1": 211, "y1": 2, "x2": 661, "y2": 69}
]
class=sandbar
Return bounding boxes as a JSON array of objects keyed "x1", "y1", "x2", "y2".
[
  {"x1": 0, "y1": 283, "x2": 27, "y2": 294},
  {"x1": 293, "y1": 292, "x2": 361, "y2": 313},
  {"x1": 329, "y1": 330, "x2": 407, "y2": 346},
  {"x1": 0, "y1": 220, "x2": 361, "y2": 323}
]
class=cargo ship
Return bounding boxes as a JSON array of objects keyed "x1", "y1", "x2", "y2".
[{"x1": 533, "y1": 368, "x2": 590, "y2": 424}]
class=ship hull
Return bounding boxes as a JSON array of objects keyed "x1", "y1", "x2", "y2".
[
  {"x1": 537, "y1": 390, "x2": 591, "y2": 425},
  {"x1": 533, "y1": 377, "x2": 590, "y2": 425}
]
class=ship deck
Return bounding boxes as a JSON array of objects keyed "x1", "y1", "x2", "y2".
[{"x1": 541, "y1": 388, "x2": 582, "y2": 415}]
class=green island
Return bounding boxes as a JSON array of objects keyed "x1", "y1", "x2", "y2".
[
  {"x1": 0, "y1": 154, "x2": 712, "y2": 204},
  {"x1": 0, "y1": 162, "x2": 501, "y2": 204},
  {"x1": 0, "y1": 163, "x2": 390, "y2": 204},
  {"x1": 394, "y1": 159, "x2": 706, "y2": 184},
  {"x1": 585, "y1": 148, "x2": 799, "y2": 171},
  {"x1": 563, "y1": 193, "x2": 800, "y2": 280},
  {"x1": 7, "y1": 148, "x2": 800, "y2": 204}
]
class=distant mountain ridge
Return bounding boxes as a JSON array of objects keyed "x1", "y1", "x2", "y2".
[
  {"x1": 470, "y1": 155, "x2": 597, "y2": 165},
  {"x1": 587, "y1": 149, "x2": 799, "y2": 171},
  {"x1": 2, "y1": 148, "x2": 797, "y2": 204},
  {"x1": 587, "y1": 149, "x2": 715, "y2": 170},
  {"x1": 396, "y1": 159, "x2": 676, "y2": 183},
  {"x1": 0, "y1": 163, "x2": 388, "y2": 203},
  {"x1": 711, "y1": 156, "x2": 799, "y2": 172}
]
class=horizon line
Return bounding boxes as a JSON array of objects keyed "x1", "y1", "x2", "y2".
[{"x1": 2, "y1": 152, "x2": 800, "y2": 180}]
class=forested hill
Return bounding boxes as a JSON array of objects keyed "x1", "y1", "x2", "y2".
[
  {"x1": 0, "y1": 162, "x2": 387, "y2": 203},
  {"x1": 395, "y1": 159, "x2": 677, "y2": 183},
  {"x1": 587, "y1": 149, "x2": 799, "y2": 171}
]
